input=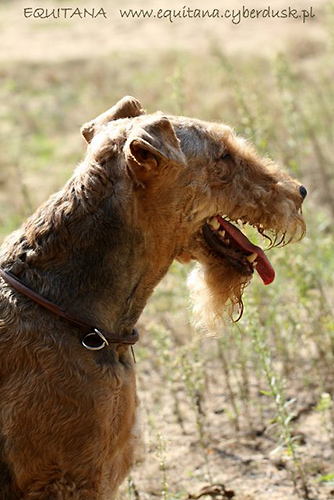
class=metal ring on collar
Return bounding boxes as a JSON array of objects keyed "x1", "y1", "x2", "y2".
[{"x1": 81, "y1": 329, "x2": 109, "y2": 351}]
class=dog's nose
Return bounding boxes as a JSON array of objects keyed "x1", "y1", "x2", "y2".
[{"x1": 299, "y1": 186, "x2": 307, "y2": 200}]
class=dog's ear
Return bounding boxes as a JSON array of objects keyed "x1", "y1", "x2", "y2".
[
  {"x1": 81, "y1": 96, "x2": 144, "y2": 143},
  {"x1": 125, "y1": 115, "x2": 186, "y2": 183}
]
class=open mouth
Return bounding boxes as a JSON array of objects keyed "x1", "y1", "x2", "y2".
[{"x1": 202, "y1": 215, "x2": 275, "y2": 285}]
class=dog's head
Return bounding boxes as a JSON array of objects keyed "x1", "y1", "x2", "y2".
[{"x1": 81, "y1": 96, "x2": 306, "y2": 327}]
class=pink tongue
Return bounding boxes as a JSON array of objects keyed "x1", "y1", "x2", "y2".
[{"x1": 217, "y1": 216, "x2": 275, "y2": 285}]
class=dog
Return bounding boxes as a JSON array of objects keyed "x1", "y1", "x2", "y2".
[{"x1": 0, "y1": 96, "x2": 306, "y2": 499}]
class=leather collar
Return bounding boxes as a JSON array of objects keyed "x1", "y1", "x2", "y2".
[{"x1": 0, "y1": 267, "x2": 139, "y2": 347}]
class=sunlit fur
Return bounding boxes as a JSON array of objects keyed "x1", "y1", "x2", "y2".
[{"x1": 0, "y1": 96, "x2": 305, "y2": 499}]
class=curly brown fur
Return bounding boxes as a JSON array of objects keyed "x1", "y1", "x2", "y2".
[{"x1": 0, "y1": 96, "x2": 306, "y2": 499}]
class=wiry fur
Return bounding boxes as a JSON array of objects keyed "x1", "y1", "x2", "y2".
[{"x1": 0, "y1": 96, "x2": 305, "y2": 499}]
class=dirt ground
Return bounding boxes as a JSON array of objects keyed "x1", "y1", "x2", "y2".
[{"x1": 127, "y1": 307, "x2": 334, "y2": 500}]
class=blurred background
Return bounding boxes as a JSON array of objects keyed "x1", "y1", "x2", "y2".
[{"x1": 1, "y1": 1, "x2": 334, "y2": 498}]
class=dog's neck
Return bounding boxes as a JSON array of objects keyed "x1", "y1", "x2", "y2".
[{"x1": 0, "y1": 175, "x2": 175, "y2": 335}]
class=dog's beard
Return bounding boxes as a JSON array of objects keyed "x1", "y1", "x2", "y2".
[{"x1": 187, "y1": 260, "x2": 251, "y2": 333}]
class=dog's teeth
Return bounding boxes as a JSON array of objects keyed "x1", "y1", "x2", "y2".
[
  {"x1": 209, "y1": 218, "x2": 220, "y2": 230},
  {"x1": 246, "y1": 253, "x2": 257, "y2": 263},
  {"x1": 224, "y1": 238, "x2": 230, "y2": 245},
  {"x1": 219, "y1": 230, "x2": 226, "y2": 238}
]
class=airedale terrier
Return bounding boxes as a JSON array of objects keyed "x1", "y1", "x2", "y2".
[{"x1": 0, "y1": 96, "x2": 306, "y2": 499}]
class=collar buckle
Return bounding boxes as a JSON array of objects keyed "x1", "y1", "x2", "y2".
[{"x1": 81, "y1": 329, "x2": 109, "y2": 351}]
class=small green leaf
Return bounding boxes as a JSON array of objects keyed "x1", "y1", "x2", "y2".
[{"x1": 316, "y1": 474, "x2": 334, "y2": 484}]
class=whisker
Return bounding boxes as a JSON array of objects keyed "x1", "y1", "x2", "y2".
[
  {"x1": 257, "y1": 227, "x2": 274, "y2": 248},
  {"x1": 233, "y1": 300, "x2": 244, "y2": 322},
  {"x1": 273, "y1": 232, "x2": 286, "y2": 248}
]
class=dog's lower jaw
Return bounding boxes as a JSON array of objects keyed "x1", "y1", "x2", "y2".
[
  {"x1": 187, "y1": 260, "x2": 251, "y2": 331},
  {"x1": 186, "y1": 232, "x2": 254, "y2": 331}
]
